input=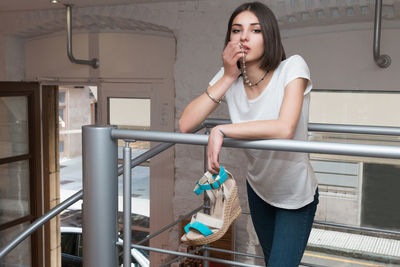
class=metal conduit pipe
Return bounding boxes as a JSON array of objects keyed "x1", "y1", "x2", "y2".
[
  {"x1": 373, "y1": 0, "x2": 391, "y2": 68},
  {"x1": 66, "y1": 5, "x2": 99, "y2": 68},
  {"x1": 0, "y1": 190, "x2": 83, "y2": 259}
]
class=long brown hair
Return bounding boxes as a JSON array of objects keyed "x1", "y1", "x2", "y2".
[{"x1": 224, "y1": 2, "x2": 286, "y2": 72}]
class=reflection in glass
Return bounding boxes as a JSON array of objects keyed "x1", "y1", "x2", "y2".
[
  {"x1": 0, "y1": 222, "x2": 32, "y2": 267},
  {"x1": 0, "y1": 96, "x2": 29, "y2": 159},
  {"x1": 0, "y1": 160, "x2": 30, "y2": 225}
]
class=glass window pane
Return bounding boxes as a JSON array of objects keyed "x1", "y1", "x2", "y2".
[
  {"x1": 59, "y1": 108, "x2": 64, "y2": 121},
  {"x1": 109, "y1": 98, "x2": 151, "y2": 128},
  {"x1": 117, "y1": 165, "x2": 150, "y2": 228},
  {"x1": 78, "y1": 234, "x2": 83, "y2": 257},
  {"x1": 0, "y1": 222, "x2": 32, "y2": 267},
  {"x1": 110, "y1": 97, "x2": 151, "y2": 228},
  {"x1": 61, "y1": 233, "x2": 78, "y2": 256},
  {"x1": 0, "y1": 160, "x2": 30, "y2": 225},
  {"x1": 0, "y1": 96, "x2": 29, "y2": 159},
  {"x1": 310, "y1": 91, "x2": 400, "y2": 127},
  {"x1": 59, "y1": 91, "x2": 66, "y2": 104},
  {"x1": 308, "y1": 90, "x2": 400, "y2": 232}
]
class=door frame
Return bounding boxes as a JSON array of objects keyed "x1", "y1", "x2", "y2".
[{"x1": 0, "y1": 82, "x2": 44, "y2": 267}]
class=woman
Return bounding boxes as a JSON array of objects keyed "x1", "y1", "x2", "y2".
[{"x1": 179, "y1": 2, "x2": 318, "y2": 266}]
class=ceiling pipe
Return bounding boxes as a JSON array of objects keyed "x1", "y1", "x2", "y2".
[
  {"x1": 373, "y1": 0, "x2": 391, "y2": 68},
  {"x1": 66, "y1": 5, "x2": 99, "y2": 68}
]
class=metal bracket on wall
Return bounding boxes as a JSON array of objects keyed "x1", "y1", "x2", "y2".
[
  {"x1": 66, "y1": 5, "x2": 99, "y2": 68},
  {"x1": 373, "y1": 0, "x2": 391, "y2": 68}
]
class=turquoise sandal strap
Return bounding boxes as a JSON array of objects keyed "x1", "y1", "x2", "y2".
[
  {"x1": 184, "y1": 221, "x2": 213, "y2": 237},
  {"x1": 194, "y1": 166, "x2": 227, "y2": 195}
]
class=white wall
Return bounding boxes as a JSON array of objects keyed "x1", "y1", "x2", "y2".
[
  {"x1": 25, "y1": 34, "x2": 92, "y2": 79},
  {"x1": 283, "y1": 26, "x2": 400, "y2": 91},
  {"x1": 0, "y1": 35, "x2": 6, "y2": 80},
  {"x1": 5, "y1": 36, "x2": 24, "y2": 81},
  {"x1": 0, "y1": 35, "x2": 25, "y2": 81}
]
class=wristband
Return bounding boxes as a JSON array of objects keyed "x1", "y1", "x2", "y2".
[{"x1": 218, "y1": 129, "x2": 226, "y2": 138}]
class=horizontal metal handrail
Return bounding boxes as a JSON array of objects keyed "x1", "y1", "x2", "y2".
[
  {"x1": 136, "y1": 205, "x2": 203, "y2": 245},
  {"x1": 118, "y1": 142, "x2": 173, "y2": 176},
  {"x1": 203, "y1": 246, "x2": 264, "y2": 259},
  {"x1": 116, "y1": 242, "x2": 264, "y2": 267},
  {"x1": 0, "y1": 190, "x2": 83, "y2": 259},
  {"x1": 314, "y1": 220, "x2": 400, "y2": 236},
  {"x1": 204, "y1": 118, "x2": 400, "y2": 136},
  {"x1": 309, "y1": 123, "x2": 400, "y2": 136},
  {"x1": 118, "y1": 121, "x2": 209, "y2": 176},
  {"x1": 201, "y1": 247, "x2": 325, "y2": 267},
  {"x1": 117, "y1": 242, "x2": 324, "y2": 267},
  {"x1": 111, "y1": 129, "x2": 400, "y2": 159},
  {"x1": 4, "y1": 120, "x2": 399, "y2": 263}
]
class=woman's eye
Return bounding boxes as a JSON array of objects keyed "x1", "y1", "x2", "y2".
[
  {"x1": 231, "y1": 29, "x2": 241, "y2": 33},
  {"x1": 253, "y1": 29, "x2": 261, "y2": 33}
]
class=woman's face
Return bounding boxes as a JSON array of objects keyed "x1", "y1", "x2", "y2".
[{"x1": 230, "y1": 11, "x2": 264, "y2": 64}]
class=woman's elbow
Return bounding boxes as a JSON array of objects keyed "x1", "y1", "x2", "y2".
[
  {"x1": 280, "y1": 125, "x2": 295, "y2": 139},
  {"x1": 178, "y1": 118, "x2": 191, "y2": 133}
]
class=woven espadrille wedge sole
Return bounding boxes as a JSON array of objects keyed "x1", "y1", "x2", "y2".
[{"x1": 181, "y1": 166, "x2": 242, "y2": 245}]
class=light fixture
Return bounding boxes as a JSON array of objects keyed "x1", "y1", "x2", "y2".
[{"x1": 51, "y1": 0, "x2": 59, "y2": 4}]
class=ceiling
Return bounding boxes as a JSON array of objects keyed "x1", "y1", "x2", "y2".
[{"x1": 0, "y1": 0, "x2": 184, "y2": 12}]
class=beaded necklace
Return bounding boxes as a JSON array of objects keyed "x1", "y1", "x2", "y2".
[{"x1": 239, "y1": 43, "x2": 268, "y2": 87}]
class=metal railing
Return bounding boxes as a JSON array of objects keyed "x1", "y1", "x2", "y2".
[
  {"x1": 0, "y1": 120, "x2": 209, "y2": 262},
  {"x1": 1, "y1": 120, "x2": 400, "y2": 266},
  {"x1": 85, "y1": 123, "x2": 400, "y2": 267}
]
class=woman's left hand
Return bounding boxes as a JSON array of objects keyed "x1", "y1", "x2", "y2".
[{"x1": 207, "y1": 127, "x2": 224, "y2": 174}]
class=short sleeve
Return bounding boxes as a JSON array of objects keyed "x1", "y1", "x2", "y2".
[
  {"x1": 209, "y1": 68, "x2": 224, "y2": 86},
  {"x1": 284, "y1": 55, "x2": 313, "y2": 95}
]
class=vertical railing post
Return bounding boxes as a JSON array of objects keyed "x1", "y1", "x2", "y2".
[
  {"x1": 203, "y1": 128, "x2": 210, "y2": 267},
  {"x1": 82, "y1": 125, "x2": 118, "y2": 267},
  {"x1": 123, "y1": 141, "x2": 132, "y2": 267}
]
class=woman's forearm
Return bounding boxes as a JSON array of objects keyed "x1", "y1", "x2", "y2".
[
  {"x1": 216, "y1": 120, "x2": 296, "y2": 140},
  {"x1": 178, "y1": 75, "x2": 235, "y2": 133}
]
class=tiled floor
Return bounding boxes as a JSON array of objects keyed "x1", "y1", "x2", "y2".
[{"x1": 308, "y1": 228, "x2": 400, "y2": 259}]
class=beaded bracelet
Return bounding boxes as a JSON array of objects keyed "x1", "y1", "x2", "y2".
[{"x1": 205, "y1": 90, "x2": 222, "y2": 104}]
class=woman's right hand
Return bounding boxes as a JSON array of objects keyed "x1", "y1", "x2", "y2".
[{"x1": 222, "y1": 41, "x2": 243, "y2": 80}]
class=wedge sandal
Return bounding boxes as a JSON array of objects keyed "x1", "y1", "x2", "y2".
[{"x1": 181, "y1": 166, "x2": 241, "y2": 245}]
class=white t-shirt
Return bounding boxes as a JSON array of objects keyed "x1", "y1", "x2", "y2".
[{"x1": 209, "y1": 55, "x2": 318, "y2": 209}]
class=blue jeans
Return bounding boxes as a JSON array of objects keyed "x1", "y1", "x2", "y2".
[{"x1": 247, "y1": 181, "x2": 319, "y2": 267}]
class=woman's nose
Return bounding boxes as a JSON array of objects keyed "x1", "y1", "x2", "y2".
[{"x1": 240, "y1": 30, "x2": 248, "y2": 42}]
